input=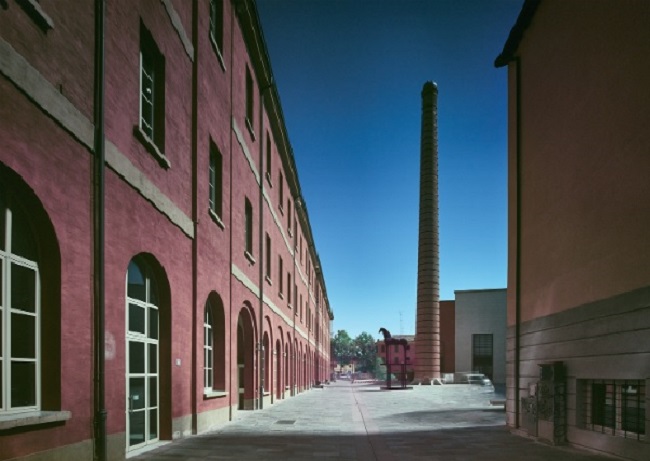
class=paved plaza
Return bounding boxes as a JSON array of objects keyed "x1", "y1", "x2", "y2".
[{"x1": 132, "y1": 381, "x2": 613, "y2": 460}]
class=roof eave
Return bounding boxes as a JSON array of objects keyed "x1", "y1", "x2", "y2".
[{"x1": 494, "y1": 0, "x2": 542, "y2": 68}]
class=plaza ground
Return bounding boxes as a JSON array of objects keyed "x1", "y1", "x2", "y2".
[{"x1": 132, "y1": 381, "x2": 614, "y2": 460}]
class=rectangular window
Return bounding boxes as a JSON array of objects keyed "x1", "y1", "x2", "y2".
[
  {"x1": 265, "y1": 132, "x2": 272, "y2": 182},
  {"x1": 209, "y1": 143, "x2": 223, "y2": 220},
  {"x1": 582, "y1": 380, "x2": 645, "y2": 440},
  {"x1": 244, "y1": 198, "x2": 253, "y2": 256},
  {"x1": 287, "y1": 273, "x2": 292, "y2": 304},
  {"x1": 287, "y1": 199, "x2": 292, "y2": 234},
  {"x1": 278, "y1": 172, "x2": 284, "y2": 212},
  {"x1": 265, "y1": 233, "x2": 271, "y2": 279},
  {"x1": 472, "y1": 334, "x2": 493, "y2": 379},
  {"x1": 278, "y1": 256, "x2": 283, "y2": 296},
  {"x1": 209, "y1": 0, "x2": 223, "y2": 53},
  {"x1": 139, "y1": 21, "x2": 165, "y2": 153},
  {"x1": 245, "y1": 66, "x2": 253, "y2": 128}
]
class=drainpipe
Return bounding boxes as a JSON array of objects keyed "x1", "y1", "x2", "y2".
[
  {"x1": 291, "y1": 199, "x2": 297, "y2": 395},
  {"x1": 190, "y1": 0, "x2": 198, "y2": 434},
  {"x1": 514, "y1": 56, "x2": 522, "y2": 428},
  {"x1": 228, "y1": 0, "x2": 235, "y2": 419},
  {"x1": 92, "y1": 0, "x2": 107, "y2": 459}
]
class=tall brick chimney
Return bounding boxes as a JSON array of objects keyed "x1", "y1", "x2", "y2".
[{"x1": 413, "y1": 81, "x2": 440, "y2": 383}]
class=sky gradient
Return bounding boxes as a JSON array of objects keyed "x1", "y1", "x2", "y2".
[{"x1": 256, "y1": 0, "x2": 523, "y2": 338}]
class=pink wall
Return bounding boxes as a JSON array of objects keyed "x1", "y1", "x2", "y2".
[
  {"x1": 511, "y1": 0, "x2": 650, "y2": 322},
  {"x1": 0, "y1": 0, "x2": 332, "y2": 459}
]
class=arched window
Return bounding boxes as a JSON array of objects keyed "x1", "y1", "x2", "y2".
[
  {"x1": 204, "y1": 305, "x2": 214, "y2": 391},
  {"x1": 204, "y1": 293, "x2": 225, "y2": 394},
  {"x1": 0, "y1": 192, "x2": 40, "y2": 413}
]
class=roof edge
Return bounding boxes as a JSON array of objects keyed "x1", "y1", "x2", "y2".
[{"x1": 494, "y1": 0, "x2": 542, "y2": 68}]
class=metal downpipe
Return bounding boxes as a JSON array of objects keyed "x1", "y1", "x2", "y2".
[{"x1": 93, "y1": 0, "x2": 107, "y2": 459}]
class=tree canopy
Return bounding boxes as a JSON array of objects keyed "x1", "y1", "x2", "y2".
[{"x1": 332, "y1": 330, "x2": 378, "y2": 374}]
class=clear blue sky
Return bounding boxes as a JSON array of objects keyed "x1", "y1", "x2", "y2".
[{"x1": 256, "y1": 0, "x2": 522, "y2": 338}]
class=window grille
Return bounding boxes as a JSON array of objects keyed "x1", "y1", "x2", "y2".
[
  {"x1": 139, "y1": 22, "x2": 165, "y2": 152},
  {"x1": 581, "y1": 379, "x2": 645, "y2": 441}
]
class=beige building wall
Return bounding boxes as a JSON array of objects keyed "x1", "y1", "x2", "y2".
[
  {"x1": 497, "y1": 1, "x2": 650, "y2": 459},
  {"x1": 454, "y1": 289, "x2": 506, "y2": 385}
]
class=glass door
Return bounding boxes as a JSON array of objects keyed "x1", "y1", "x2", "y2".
[{"x1": 126, "y1": 260, "x2": 159, "y2": 450}]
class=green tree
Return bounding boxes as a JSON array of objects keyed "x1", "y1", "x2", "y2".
[
  {"x1": 353, "y1": 331, "x2": 377, "y2": 374},
  {"x1": 332, "y1": 329, "x2": 355, "y2": 364}
]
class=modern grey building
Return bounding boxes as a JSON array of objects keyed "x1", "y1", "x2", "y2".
[{"x1": 454, "y1": 289, "x2": 507, "y2": 386}]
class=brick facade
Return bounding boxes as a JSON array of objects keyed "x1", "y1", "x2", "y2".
[{"x1": 0, "y1": 1, "x2": 332, "y2": 459}]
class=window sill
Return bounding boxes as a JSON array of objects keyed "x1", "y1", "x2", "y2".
[
  {"x1": 278, "y1": 292, "x2": 284, "y2": 300},
  {"x1": 134, "y1": 125, "x2": 170, "y2": 169},
  {"x1": 288, "y1": 229, "x2": 293, "y2": 238},
  {"x1": 203, "y1": 390, "x2": 228, "y2": 400},
  {"x1": 209, "y1": 33, "x2": 226, "y2": 72},
  {"x1": 245, "y1": 118, "x2": 256, "y2": 141},
  {"x1": 279, "y1": 205, "x2": 284, "y2": 216},
  {"x1": 209, "y1": 209, "x2": 225, "y2": 229},
  {"x1": 245, "y1": 251, "x2": 256, "y2": 265},
  {"x1": 0, "y1": 410, "x2": 71, "y2": 431},
  {"x1": 265, "y1": 172, "x2": 273, "y2": 188},
  {"x1": 17, "y1": 0, "x2": 54, "y2": 32}
]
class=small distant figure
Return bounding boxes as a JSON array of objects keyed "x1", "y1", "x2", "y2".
[{"x1": 379, "y1": 327, "x2": 392, "y2": 340}]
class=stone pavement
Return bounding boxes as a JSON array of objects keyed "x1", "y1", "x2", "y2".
[{"x1": 132, "y1": 381, "x2": 612, "y2": 460}]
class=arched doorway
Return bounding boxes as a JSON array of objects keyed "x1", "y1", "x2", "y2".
[
  {"x1": 275, "y1": 339, "x2": 282, "y2": 399},
  {"x1": 125, "y1": 255, "x2": 170, "y2": 450},
  {"x1": 283, "y1": 341, "x2": 291, "y2": 397},
  {"x1": 237, "y1": 307, "x2": 255, "y2": 410},
  {"x1": 262, "y1": 331, "x2": 270, "y2": 402}
]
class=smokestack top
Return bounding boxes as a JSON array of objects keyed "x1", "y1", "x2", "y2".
[{"x1": 422, "y1": 81, "x2": 438, "y2": 95}]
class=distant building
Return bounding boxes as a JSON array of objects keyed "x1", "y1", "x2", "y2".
[
  {"x1": 377, "y1": 301, "x2": 456, "y2": 378},
  {"x1": 440, "y1": 300, "x2": 456, "y2": 374},
  {"x1": 0, "y1": 1, "x2": 332, "y2": 460},
  {"x1": 454, "y1": 289, "x2": 506, "y2": 386},
  {"x1": 496, "y1": 0, "x2": 649, "y2": 458}
]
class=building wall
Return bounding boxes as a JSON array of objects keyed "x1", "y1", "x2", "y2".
[
  {"x1": 377, "y1": 335, "x2": 415, "y2": 368},
  {"x1": 454, "y1": 289, "x2": 506, "y2": 385},
  {"x1": 440, "y1": 300, "x2": 455, "y2": 374},
  {"x1": 0, "y1": 1, "x2": 332, "y2": 460},
  {"x1": 501, "y1": 1, "x2": 650, "y2": 459},
  {"x1": 376, "y1": 302, "x2": 455, "y2": 376}
]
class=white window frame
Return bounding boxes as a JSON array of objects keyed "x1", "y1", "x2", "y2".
[
  {"x1": 1, "y1": 207, "x2": 41, "y2": 415},
  {"x1": 139, "y1": 49, "x2": 155, "y2": 141},
  {"x1": 209, "y1": 0, "x2": 223, "y2": 52},
  {"x1": 204, "y1": 307, "x2": 213, "y2": 392},
  {"x1": 125, "y1": 260, "x2": 160, "y2": 450}
]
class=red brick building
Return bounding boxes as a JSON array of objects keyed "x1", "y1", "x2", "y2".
[
  {"x1": 376, "y1": 300, "x2": 456, "y2": 378},
  {"x1": 496, "y1": 0, "x2": 649, "y2": 458},
  {"x1": 0, "y1": 1, "x2": 332, "y2": 459}
]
